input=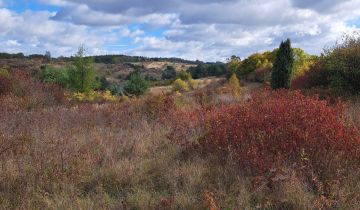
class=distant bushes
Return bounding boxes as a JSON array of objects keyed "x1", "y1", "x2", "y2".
[
  {"x1": 172, "y1": 79, "x2": 189, "y2": 92},
  {"x1": 162, "y1": 66, "x2": 177, "y2": 80},
  {"x1": 187, "y1": 63, "x2": 228, "y2": 79},
  {"x1": 67, "y1": 90, "x2": 116, "y2": 103},
  {"x1": 171, "y1": 90, "x2": 360, "y2": 177},
  {"x1": 39, "y1": 47, "x2": 103, "y2": 95},
  {"x1": 172, "y1": 71, "x2": 198, "y2": 92},
  {"x1": 238, "y1": 52, "x2": 274, "y2": 79}
]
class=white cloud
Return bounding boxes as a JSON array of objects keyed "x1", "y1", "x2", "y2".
[
  {"x1": 0, "y1": 8, "x2": 123, "y2": 56},
  {"x1": 1, "y1": 0, "x2": 360, "y2": 61},
  {"x1": 6, "y1": 39, "x2": 21, "y2": 47}
]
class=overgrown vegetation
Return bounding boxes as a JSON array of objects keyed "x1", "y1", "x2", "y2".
[
  {"x1": 1, "y1": 34, "x2": 360, "y2": 209},
  {"x1": 187, "y1": 63, "x2": 228, "y2": 79},
  {"x1": 292, "y1": 33, "x2": 360, "y2": 94}
]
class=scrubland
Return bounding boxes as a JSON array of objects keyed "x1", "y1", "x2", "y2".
[
  {"x1": 2, "y1": 35, "x2": 360, "y2": 209},
  {"x1": 1, "y1": 69, "x2": 360, "y2": 210}
]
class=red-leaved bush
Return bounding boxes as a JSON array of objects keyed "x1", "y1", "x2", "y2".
[
  {"x1": 170, "y1": 90, "x2": 360, "y2": 177},
  {"x1": 291, "y1": 62, "x2": 330, "y2": 90},
  {"x1": 0, "y1": 75, "x2": 12, "y2": 96},
  {"x1": 0, "y1": 71, "x2": 66, "y2": 111}
]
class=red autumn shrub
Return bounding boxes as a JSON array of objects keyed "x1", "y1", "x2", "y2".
[
  {"x1": 170, "y1": 90, "x2": 360, "y2": 176},
  {"x1": 1, "y1": 71, "x2": 66, "y2": 111}
]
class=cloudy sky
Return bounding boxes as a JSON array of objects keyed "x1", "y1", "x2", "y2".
[{"x1": 0, "y1": 0, "x2": 360, "y2": 61}]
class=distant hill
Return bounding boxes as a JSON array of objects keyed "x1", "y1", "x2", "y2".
[{"x1": 0, "y1": 52, "x2": 203, "y2": 65}]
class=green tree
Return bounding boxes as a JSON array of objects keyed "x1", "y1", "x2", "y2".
[
  {"x1": 227, "y1": 55, "x2": 241, "y2": 77},
  {"x1": 124, "y1": 70, "x2": 149, "y2": 96},
  {"x1": 271, "y1": 39, "x2": 294, "y2": 89},
  {"x1": 162, "y1": 66, "x2": 177, "y2": 80},
  {"x1": 68, "y1": 46, "x2": 98, "y2": 93}
]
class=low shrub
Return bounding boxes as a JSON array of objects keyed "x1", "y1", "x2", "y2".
[
  {"x1": 39, "y1": 66, "x2": 69, "y2": 87},
  {"x1": 188, "y1": 78, "x2": 199, "y2": 90},
  {"x1": 143, "y1": 94, "x2": 176, "y2": 120},
  {"x1": 172, "y1": 79, "x2": 189, "y2": 92},
  {"x1": 176, "y1": 70, "x2": 192, "y2": 81},
  {"x1": 1, "y1": 71, "x2": 66, "y2": 110},
  {"x1": 124, "y1": 70, "x2": 149, "y2": 96},
  {"x1": 67, "y1": 90, "x2": 116, "y2": 103}
]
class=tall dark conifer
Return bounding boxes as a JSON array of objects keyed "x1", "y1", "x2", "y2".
[{"x1": 271, "y1": 38, "x2": 294, "y2": 89}]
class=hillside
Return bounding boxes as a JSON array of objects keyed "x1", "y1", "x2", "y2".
[{"x1": 0, "y1": 54, "x2": 200, "y2": 86}]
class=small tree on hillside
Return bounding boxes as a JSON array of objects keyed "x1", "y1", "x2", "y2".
[
  {"x1": 162, "y1": 66, "x2": 177, "y2": 80},
  {"x1": 68, "y1": 46, "x2": 98, "y2": 93},
  {"x1": 271, "y1": 39, "x2": 294, "y2": 89},
  {"x1": 227, "y1": 73, "x2": 241, "y2": 99},
  {"x1": 124, "y1": 70, "x2": 149, "y2": 96},
  {"x1": 227, "y1": 55, "x2": 242, "y2": 77}
]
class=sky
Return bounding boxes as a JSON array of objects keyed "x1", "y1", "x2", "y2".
[{"x1": 0, "y1": 0, "x2": 360, "y2": 61}]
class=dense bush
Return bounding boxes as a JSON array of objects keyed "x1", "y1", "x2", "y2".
[
  {"x1": 291, "y1": 61, "x2": 331, "y2": 90},
  {"x1": 162, "y1": 66, "x2": 177, "y2": 80},
  {"x1": 172, "y1": 79, "x2": 189, "y2": 92},
  {"x1": 171, "y1": 90, "x2": 360, "y2": 177},
  {"x1": 321, "y1": 34, "x2": 360, "y2": 93},
  {"x1": 293, "y1": 34, "x2": 360, "y2": 93},
  {"x1": 1, "y1": 71, "x2": 65, "y2": 110},
  {"x1": 235, "y1": 51, "x2": 275, "y2": 80},
  {"x1": 39, "y1": 66, "x2": 69, "y2": 87},
  {"x1": 187, "y1": 63, "x2": 228, "y2": 79},
  {"x1": 176, "y1": 70, "x2": 192, "y2": 81},
  {"x1": 124, "y1": 70, "x2": 149, "y2": 96},
  {"x1": 96, "y1": 76, "x2": 111, "y2": 91}
]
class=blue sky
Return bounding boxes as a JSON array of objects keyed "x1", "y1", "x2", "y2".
[{"x1": 0, "y1": 0, "x2": 360, "y2": 61}]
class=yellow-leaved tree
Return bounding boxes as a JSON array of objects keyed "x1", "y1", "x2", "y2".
[{"x1": 227, "y1": 73, "x2": 241, "y2": 100}]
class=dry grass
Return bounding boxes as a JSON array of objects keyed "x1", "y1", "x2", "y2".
[{"x1": 1, "y1": 76, "x2": 360, "y2": 209}]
